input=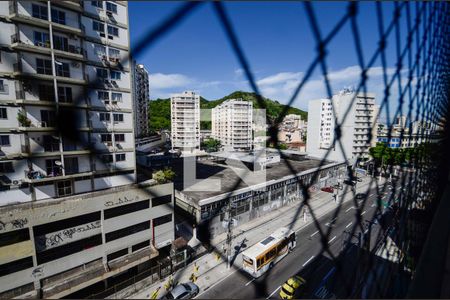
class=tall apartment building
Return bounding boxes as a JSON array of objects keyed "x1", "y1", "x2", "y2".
[
  {"x1": 170, "y1": 91, "x2": 200, "y2": 152},
  {"x1": 132, "y1": 61, "x2": 149, "y2": 138},
  {"x1": 212, "y1": 99, "x2": 253, "y2": 151},
  {"x1": 306, "y1": 90, "x2": 379, "y2": 164},
  {"x1": 0, "y1": 2, "x2": 174, "y2": 298}
]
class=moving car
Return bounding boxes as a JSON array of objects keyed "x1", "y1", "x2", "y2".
[
  {"x1": 163, "y1": 283, "x2": 199, "y2": 299},
  {"x1": 279, "y1": 275, "x2": 307, "y2": 299},
  {"x1": 355, "y1": 193, "x2": 366, "y2": 200}
]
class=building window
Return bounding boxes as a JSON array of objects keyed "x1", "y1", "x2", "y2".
[
  {"x1": 0, "y1": 107, "x2": 6, "y2": 119},
  {"x1": 114, "y1": 133, "x2": 125, "y2": 142},
  {"x1": 58, "y1": 86, "x2": 72, "y2": 103},
  {"x1": 0, "y1": 162, "x2": 14, "y2": 173},
  {"x1": 32, "y1": 4, "x2": 48, "y2": 20},
  {"x1": 111, "y1": 92, "x2": 122, "y2": 102},
  {"x1": 46, "y1": 159, "x2": 62, "y2": 176},
  {"x1": 0, "y1": 80, "x2": 6, "y2": 93},
  {"x1": 99, "y1": 112, "x2": 110, "y2": 122},
  {"x1": 107, "y1": 25, "x2": 119, "y2": 37},
  {"x1": 56, "y1": 180, "x2": 73, "y2": 197},
  {"x1": 108, "y1": 48, "x2": 120, "y2": 59},
  {"x1": 38, "y1": 84, "x2": 55, "y2": 101},
  {"x1": 113, "y1": 113, "x2": 123, "y2": 123},
  {"x1": 104, "y1": 199, "x2": 150, "y2": 219},
  {"x1": 53, "y1": 35, "x2": 68, "y2": 52},
  {"x1": 106, "y1": 2, "x2": 118, "y2": 13},
  {"x1": 105, "y1": 221, "x2": 150, "y2": 243},
  {"x1": 132, "y1": 240, "x2": 150, "y2": 252},
  {"x1": 101, "y1": 154, "x2": 113, "y2": 163},
  {"x1": 43, "y1": 135, "x2": 59, "y2": 152},
  {"x1": 0, "y1": 257, "x2": 33, "y2": 277},
  {"x1": 93, "y1": 21, "x2": 105, "y2": 33},
  {"x1": 152, "y1": 195, "x2": 172, "y2": 207},
  {"x1": 153, "y1": 214, "x2": 172, "y2": 227},
  {"x1": 64, "y1": 157, "x2": 79, "y2": 175},
  {"x1": 0, "y1": 135, "x2": 10, "y2": 146},
  {"x1": 33, "y1": 31, "x2": 50, "y2": 47},
  {"x1": 55, "y1": 62, "x2": 70, "y2": 77},
  {"x1": 110, "y1": 70, "x2": 121, "y2": 80},
  {"x1": 40, "y1": 110, "x2": 56, "y2": 127},
  {"x1": 36, "y1": 58, "x2": 52, "y2": 75},
  {"x1": 96, "y1": 68, "x2": 108, "y2": 78},
  {"x1": 97, "y1": 91, "x2": 109, "y2": 101},
  {"x1": 51, "y1": 9, "x2": 66, "y2": 24},
  {"x1": 91, "y1": 1, "x2": 102, "y2": 8},
  {"x1": 94, "y1": 44, "x2": 106, "y2": 57},
  {"x1": 100, "y1": 134, "x2": 112, "y2": 143},
  {"x1": 107, "y1": 248, "x2": 128, "y2": 262},
  {"x1": 115, "y1": 153, "x2": 125, "y2": 161}
]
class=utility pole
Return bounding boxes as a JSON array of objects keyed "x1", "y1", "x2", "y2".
[{"x1": 225, "y1": 200, "x2": 233, "y2": 269}]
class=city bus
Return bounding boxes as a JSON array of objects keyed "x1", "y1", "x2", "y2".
[{"x1": 242, "y1": 227, "x2": 296, "y2": 277}]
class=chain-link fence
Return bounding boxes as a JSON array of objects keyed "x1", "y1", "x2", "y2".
[{"x1": 3, "y1": 1, "x2": 449, "y2": 299}]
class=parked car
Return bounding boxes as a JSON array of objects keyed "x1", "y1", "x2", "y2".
[
  {"x1": 321, "y1": 186, "x2": 334, "y2": 193},
  {"x1": 279, "y1": 275, "x2": 307, "y2": 299},
  {"x1": 163, "y1": 283, "x2": 199, "y2": 299}
]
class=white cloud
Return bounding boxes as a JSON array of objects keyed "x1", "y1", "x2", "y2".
[
  {"x1": 149, "y1": 73, "x2": 192, "y2": 90},
  {"x1": 257, "y1": 72, "x2": 302, "y2": 86}
]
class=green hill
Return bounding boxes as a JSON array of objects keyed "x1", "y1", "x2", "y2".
[{"x1": 149, "y1": 91, "x2": 308, "y2": 133}]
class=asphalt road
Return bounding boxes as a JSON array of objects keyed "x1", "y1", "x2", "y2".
[{"x1": 197, "y1": 181, "x2": 404, "y2": 299}]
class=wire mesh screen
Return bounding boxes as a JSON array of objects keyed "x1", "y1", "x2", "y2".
[{"x1": 2, "y1": 1, "x2": 449, "y2": 299}]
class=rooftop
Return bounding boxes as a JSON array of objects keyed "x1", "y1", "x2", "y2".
[{"x1": 171, "y1": 155, "x2": 332, "y2": 204}]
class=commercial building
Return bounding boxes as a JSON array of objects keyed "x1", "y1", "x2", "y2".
[
  {"x1": 306, "y1": 90, "x2": 379, "y2": 164},
  {"x1": 0, "y1": 2, "x2": 174, "y2": 298},
  {"x1": 173, "y1": 151, "x2": 344, "y2": 238},
  {"x1": 212, "y1": 98, "x2": 253, "y2": 151},
  {"x1": 132, "y1": 62, "x2": 149, "y2": 138},
  {"x1": 170, "y1": 91, "x2": 200, "y2": 152},
  {"x1": 278, "y1": 114, "x2": 307, "y2": 151}
]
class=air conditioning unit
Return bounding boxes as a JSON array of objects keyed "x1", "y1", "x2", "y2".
[
  {"x1": 111, "y1": 100, "x2": 117, "y2": 105},
  {"x1": 104, "y1": 100, "x2": 110, "y2": 105},
  {"x1": 106, "y1": 11, "x2": 113, "y2": 16},
  {"x1": 100, "y1": 32, "x2": 106, "y2": 37},
  {"x1": 11, "y1": 179, "x2": 23, "y2": 187},
  {"x1": 104, "y1": 79, "x2": 110, "y2": 84},
  {"x1": 105, "y1": 141, "x2": 113, "y2": 146},
  {"x1": 108, "y1": 35, "x2": 113, "y2": 40},
  {"x1": 116, "y1": 143, "x2": 122, "y2": 149}
]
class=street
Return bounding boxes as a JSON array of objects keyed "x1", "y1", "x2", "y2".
[{"x1": 197, "y1": 182, "x2": 403, "y2": 299}]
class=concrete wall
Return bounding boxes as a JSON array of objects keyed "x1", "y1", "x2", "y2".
[{"x1": 0, "y1": 182, "x2": 174, "y2": 295}]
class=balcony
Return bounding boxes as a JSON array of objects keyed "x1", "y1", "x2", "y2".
[{"x1": 9, "y1": 12, "x2": 83, "y2": 37}]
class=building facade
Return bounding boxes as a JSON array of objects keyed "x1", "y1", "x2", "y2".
[
  {"x1": 211, "y1": 99, "x2": 253, "y2": 151},
  {"x1": 0, "y1": 1, "x2": 174, "y2": 298},
  {"x1": 306, "y1": 90, "x2": 379, "y2": 164},
  {"x1": 132, "y1": 62, "x2": 149, "y2": 138},
  {"x1": 278, "y1": 114, "x2": 306, "y2": 146},
  {"x1": 170, "y1": 91, "x2": 200, "y2": 152}
]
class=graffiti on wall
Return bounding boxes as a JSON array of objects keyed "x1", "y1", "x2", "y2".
[{"x1": 0, "y1": 218, "x2": 29, "y2": 232}]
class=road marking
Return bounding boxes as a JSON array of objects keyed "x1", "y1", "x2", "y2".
[
  {"x1": 245, "y1": 278, "x2": 255, "y2": 286},
  {"x1": 345, "y1": 207, "x2": 353, "y2": 212},
  {"x1": 346, "y1": 222, "x2": 353, "y2": 228},
  {"x1": 371, "y1": 203, "x2": 375, "y2": 207},
  {"x1": 358, "y1": 200, "x2": 363, "y2": 204},
  {"x1": 266, "y1": 286, "x2": 281, "y2": 299},
  {"x1": 310, "y1": 230, "x2": 319, "y2": 238},
  {"x1": 303, "y1": 255, "x2": 315, "y2": 267},
  {"x1": 364, "y1": 229, "x2": 369, "y2": 234},
  {"x1": 370, "y1": 193, "x2": 374, "y2": 197},
  {"x1": 194, "y1": 267, "x2": 241, "y2": 298},
  {"x1": 328, "y1": 236, "x2": 337, "y2": 244},
  {"x1": 361, "y1": 210, "x2": 367, "y2": 215}
]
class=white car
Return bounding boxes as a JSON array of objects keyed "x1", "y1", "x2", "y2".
[{"x1": 163, "y1": 283, "x2": 199, "y2": 299}]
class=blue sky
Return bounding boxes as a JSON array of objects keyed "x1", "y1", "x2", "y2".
[{"x1": 129, "y1": 2, "x2": 416, "y2": 118}]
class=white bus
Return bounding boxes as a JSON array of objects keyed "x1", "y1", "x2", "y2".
[{"x1": 242, "y1": 227, "x2": 296, "y2": 277}]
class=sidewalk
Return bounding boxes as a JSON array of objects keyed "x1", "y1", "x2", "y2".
[{"x1": 122, "y1": 176, "x2": 384, "y2": 299}]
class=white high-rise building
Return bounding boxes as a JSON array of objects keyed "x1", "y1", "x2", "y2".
[
  {"x1": 171, "y1": 91, "x2": 200, "y2": 152},
  {"x1": 0, "y1": 2, "x2": 174, "y2": 298},
  {"x1": 306, "y1": 90, "x2": 379, "y2": 164},
  {"x1": 212, "y1": 99, "x2": 253, "y2": 151},
  {"x1": 132, "y1": 62, "x2": 149, "y2": 138}
]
